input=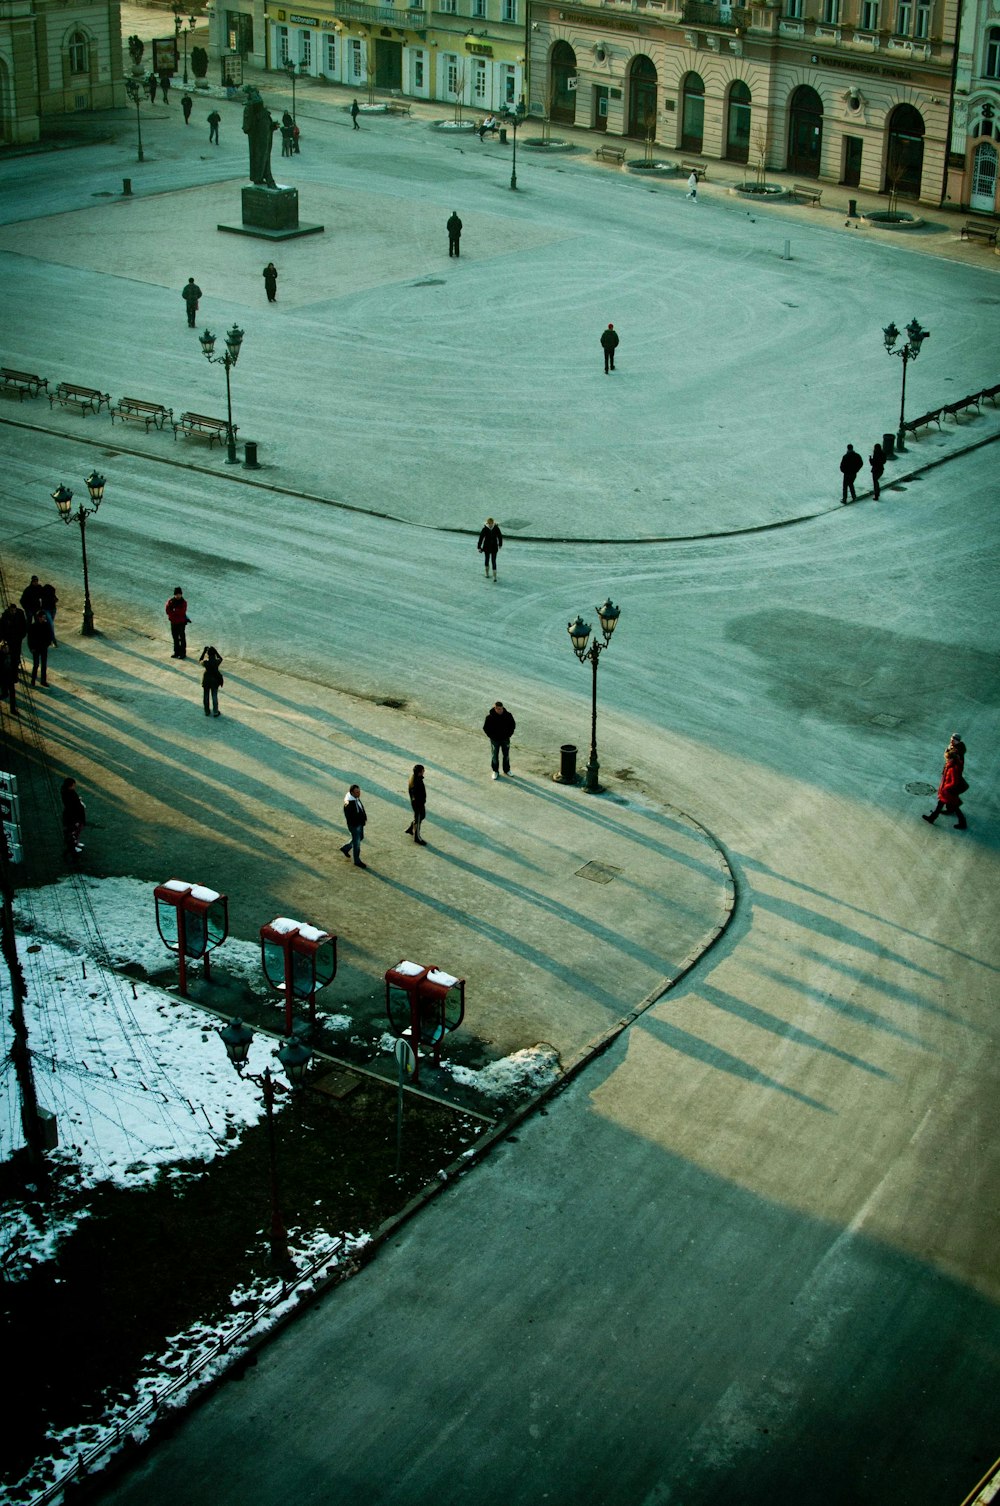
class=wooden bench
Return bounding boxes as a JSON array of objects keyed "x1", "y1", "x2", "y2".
[
  {"x1": 979, "y1": 382, "x2": 1000, "y2": 407},
  {"x1": 385, "y1": 100, "x2": 411, "y2": 116},
  {"x1": 681, "y1": 161, "x2": 708, "y2": 181},
  {"x1": 901, "y1": 409, "x2": 942, "y2": 437},
  {"x1": 173, "y1": 412, "x2": 234, "y2": 448},
  {"x1": 942, "y1": 393, "x2": 981, "y2": 421},
  {"x1": 961, "y1": 219, "x2": 999, "y2": 245},
  {"x1": 49, "y1": 382, "x2": 110, "y2": 415},
  {"x1": 595, "y1": 144, "x2": 627, "y2": 166},
  {"x1": 1, "y1": 367, "x2": 48, "y2": 400},
  {"x1": 790, "y1": 182, "x2": 822, "y2": 205},
  {"x1": 111, "y1": 397, "x2": 173, "y2": 431}
]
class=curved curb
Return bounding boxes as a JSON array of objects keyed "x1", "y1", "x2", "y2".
[{"x1": 3, "y1": 414, "x2": 997, "y2": 548}]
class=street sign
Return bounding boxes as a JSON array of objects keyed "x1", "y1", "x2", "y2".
[{"x1": 394, "y1": 1037, "x2": 416, "y2": 1076}]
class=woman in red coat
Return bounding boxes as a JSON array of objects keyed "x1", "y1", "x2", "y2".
[{"x1": 923, "y1": 735, "x2": 967, "y2": 830}]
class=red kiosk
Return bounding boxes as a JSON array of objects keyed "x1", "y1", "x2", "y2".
[
  {"x1": 260, "y1": 917, "x2": 338, "y2": 1035},
  {"x1": 384, "y1": 959, "x2": 465, "y2": 1082},
  {"x1": 153, "y1": 880, "x2": 229, "y2": 996}
]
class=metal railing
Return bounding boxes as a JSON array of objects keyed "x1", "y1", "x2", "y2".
[
  {"x1": 332, "y1": 0, "x2": 426, "y2": 24},
  {"x1": 682, "y1": 0, "x2": 750, "y2": 27}
]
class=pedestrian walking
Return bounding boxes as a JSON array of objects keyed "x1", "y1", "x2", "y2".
[
  {"x1": 686, "y1": 170, "x2": 698, "y2": 200},
  {"x1": 166, "y1": 586, "x2": 189, "y2": 658},
  {"x1": 292, "y1": 122, "x2": 301, "y2": 154},
  {"x1": 405, "y1": 765, "x2": 428, "y2": 844},
  {"x1": 263, "y1": 262, "x2": 278, "y2": 302},
  {"x1": 181, "y1": 92, "x2": 193, "y2": 124},
  {"x1": 483, "y1": 700, "x2": 515, "y2": 780},
  {"x1": 207, "y1": 109, "x2": 221, "y2": 144},
  {"x1": 147, "y1": 72, "x2": 158, "y2": 103},
  {"x1": 61, "y1": 777, "x2": 86, "y2": 857},
  {"x1": 27, "y1": 611, "x2": 52, "y2": 687},
  {"x1": 600, "y1": 322, "x2": 620, "y2": 374},
  {"x1": 477, "y1": 517, "x2": 503, "y2": 579},
  {"x1": 159, "y1": 72, "x2": 171, "y2": 104},
  {"x1": 20, "y1": 574, "x2": 43, "y2": 622},
  {"x1": 340, "y1": 784, "x2": 368, "y2": 868},
  {"x1": 40, "y1": 582, "x2": 58, "y2": 645},
  {"x1": 840, "y1": 443, "x2": 863, "y2": 503},
  {"x1": 281, "y1": 112, "x2": 294, "y2": 157},
  {"x1": 182, "y1": 277, "x2": 202, "y2": 328},
  {"x1": 200, "y1": 645, "x2": 224, "y2": 717},
  {"x1": 447, "y1": 210, "x2": 463, "y2": 258},
  {"x1": 351, "y1": 98, "x2": 360, "y2": 129},
  {"x1": 869, "y1": 441, "x2": 885, "y2": 501},
  {"x1": 923, "y1": 734, "x2": 968, "y2": 830},
  {"x1": 0, "y1": 603, "x2": 27, "y2": 668},
  {"x1": 0, "y1": 638, "x2": 19, "y2": 717}
]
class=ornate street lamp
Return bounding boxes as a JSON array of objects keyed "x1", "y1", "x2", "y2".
[
  {"x1": 173, "y1": 6, "x2": 197, "y2": 86},
  {"x1": 199, "y1": 323, "x2": 245, "y2": 465},
  {"x1": 217, "y1": 1018, "x2": 313, "y2": 1269},
  {"x1": 502, "y1": 98, "x2": 527, "y2": 190},
  {"x1": 567, "y1": 598, "x2": 621, "y2": 794},
  {"x1": 52, "y1": 471, "x2": 106, "y2": 636},
  {"x1": 285, "y1": 58, "x2": 307, "y2": 121},
  {"x1": 124, "y1": 77, "x2": 145, "y2": 161},
  {"x1": 883, "y1": 317, "x2": 930, "y2": 451}
]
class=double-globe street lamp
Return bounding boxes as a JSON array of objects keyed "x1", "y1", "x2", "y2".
[
  {"x1": 567, "y1": 599, "x2": 622, "y2": 794},
  {"x1": 217, "y1": 1018, "x2": 313, "y2": 1270},
  {"x1": 51, "y1": 471, "x2": 106, "y2": 636},
  {"x1": 883, "y1": 317, "x2": 930, "y2": 452},
  {"x1": 173, "y1": 6, "x2": 197, "y2": 86},
  {"x1": 285, "y1": 58, "x2": 307, "y2": 122},
  {"x1": 502, "y1": 99, "x2": 526, "y2": 191},
  {"x1": 199, "y1": 323, "x2": 245, "y2": 464},
  {"x1": 124, "y1": 76, "x2": 144, "y2": 162}
]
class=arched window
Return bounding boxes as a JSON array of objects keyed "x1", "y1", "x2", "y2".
[
  {"x1": 68, "y1": 31, "x2": 89, "y2": 75},
  {"x1": 627, "y1": 55, "x2": 657, "y2": 140},
  {"x1": 788, "y1": 84, "x2": 823, "y2": 176},
  {"x1": 985, "y1": 28, "x2": 1000, "y2": 79},
  {"x1": 681, "y1": 73, "x2": 704, "y2": 153},
  {"x1": 726, "y1": 80, "x2": 751, "y2": 163},
  {"x1": 885, "y1": 102, "x2": 924, "y2": 198},
  {"x1": 970, "y1": 103, "x2": 998, "y2": 141},
  {"x1": 550, "y1": 40, "x2": 577, "y2": 125}
]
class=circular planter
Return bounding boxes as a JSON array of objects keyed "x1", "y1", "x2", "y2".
[
  {"x1": 628, "y1": 160, "x2": 679, "y2": 174},
  {"x1": 431, "y1": 119, "x2": 476, "y2": 132},
  {"x1": 357, "y1": 103, "x2": 389, "y2": 115},
  {"x1": 522, "y1": 137, "x2": 575, "y2": 151},
  {"x1": 729, "y1": 182, "x2": 785, "y2": 198},
  {"x1": 861, "y1": 210, "x2": 926, "y2": 229}
]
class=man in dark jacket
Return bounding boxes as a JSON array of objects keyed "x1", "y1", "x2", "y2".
[
  {"x1": 840, "y1": 443, "x2": 863, "y2": 503},
  {"x1": 182, "y1": 277, "x2": 202, "y2": 328},
  {"x1": 20, "y1": 575, "x2": 43, "y2": 622},
  {"x1": 341, "y1": 784, "x2": 368, "y2": 867},
  {"x1": 447, "y1": 211, "x2": 463, "y2": 257},
  {"x1": 166, "y1": 586, "x2": 189, "y2": 658},
  {"x1": 600, "y1": 322, "x2": 620, "y2": 373},
  {"x1": 483, "y1": 700, "x2": 516, "y2": 780},
  {"x1": 478, "y1": 518, "x2": 503, "y2": 579},
  {"x1": 27, "y1": 611, "x2": 52, "y2": 687}
]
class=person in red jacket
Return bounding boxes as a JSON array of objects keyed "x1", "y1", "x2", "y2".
[
  {"x1": 923, "y1": 734, "x2": 967, "y2": 830},
  {"x1": 166, "y1": 586, "x2": 189, "y2": 659}
]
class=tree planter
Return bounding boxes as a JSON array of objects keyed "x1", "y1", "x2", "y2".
[
  {"x1": 730, "y1": 182, "x2": 784, "y2": 197},
  {"x1": 862, "y1": 210, "x2": 925, "y2": 229},
  {"x1": 629, "y1": 160, "x2": 679, "y2": 174},
  {"x1": 523, "y1": 138, "x2": 574, "y2": 151}
]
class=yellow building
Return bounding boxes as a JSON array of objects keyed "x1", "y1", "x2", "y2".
[{"x1": 0, "y1": 0, "x2": 124, "y2": 145}]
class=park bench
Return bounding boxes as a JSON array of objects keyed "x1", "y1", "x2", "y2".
[
  {"x1": 385, "y1": 100, "x2": 411, "y2": 116},
  {"x1": 49, "y1": 382, "x2": 110, "y2": 415},
  {"x1": 790, "y1": 182, "x2": 823, "y2": 205},
  {"x1": 0, "y1": 367, "x2": 48, "y2": 400},
  {"x1": 595, "y1": 144, "x2": 627, "y2": 166},
  {"x1": 979, "y1": 382, "x2": 1000, "y2": 406},
  {"x1": 942, "y1": 393, "x2": 981, "y2": 422},
  {"x1": 173, "y1": 411, "x2": 233, "y2": 448},
  {"x1": 681, "y1": 161, "x2": 708, "y2": 181},
  {"x1": 960, "y1": 219, "x2": 998, "y2": 245},
  {"x1": 111, "y1": 397, "x2": 173, "y2": 431},
  {"x1": 901, "y1": 409, "x2": 942, "y2": 437}
]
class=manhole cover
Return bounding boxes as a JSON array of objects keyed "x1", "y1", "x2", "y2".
[
  {"x1": 871, "y1": 712, "x2": 903, "y2": 728},
  {"x1": 576, "y1": 861, "x2": 622, "y2": 884},
  {"x1": 905, "y1": 781, "x2": 936, "y2": 796},
  {"x1": 311, "y1": 1069, "x2": 361, "y2": 1100}
]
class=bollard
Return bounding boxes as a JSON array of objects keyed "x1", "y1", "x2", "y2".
[
  {"x1": 122, "y1": 178, "x2": 132, "y2": 196},
  {"x1": 499, "y1": 127, "x2": 508, "y2": 144},
  {"x1": 882, "y1": 431, "x2": 895, "y2": 458},
  {"x1": 781, "y1": 238, "x2": 791, "y2": 260},
  {"x1": 243, "y1": 441, "x2": 260, "y2": 469},
  {"x1": 557, "y1": 744, "x2": 578, "y2": 784},
  {"x1": 848, "y1": 198, "x2": 858, "y2": 218}
]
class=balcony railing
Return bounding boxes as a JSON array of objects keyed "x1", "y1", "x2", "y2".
[
  {"x1": 333, "y1": 1, "x2": 426, "y2": 24},
  {"x1": 682, "y1": 1, "x2": 750, "y2": 27}
]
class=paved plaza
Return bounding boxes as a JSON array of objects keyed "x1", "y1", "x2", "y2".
[{"x1": 2, "y1": 71, "x2": 1000, "y2": 1506}]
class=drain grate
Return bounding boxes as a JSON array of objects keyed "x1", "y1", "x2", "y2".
[
  {"x1": 576, "y1": 861, "x2": 622, "y2": 884},
  {"x1": 905, "y1": 781, "x2": 936, "y2": 796},
  {"x1": 871, "y1": 711, "x2": 903, "y2": 728}
]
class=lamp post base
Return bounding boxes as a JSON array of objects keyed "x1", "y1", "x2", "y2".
[
  {"x1": 583, "y1": 755, "x2": 603, "y2": 794},
  {"x1": 81, "y1": 613, "x2": 95, "y2": 637}
]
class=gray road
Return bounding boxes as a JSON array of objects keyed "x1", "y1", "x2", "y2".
[{"x1": 2, "y1": 87, "x2": 999, "y2": 1505}]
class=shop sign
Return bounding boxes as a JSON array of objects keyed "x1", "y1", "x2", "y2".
[{"x1": 289, "y1": 13, "x2": 320, "y2": 25}]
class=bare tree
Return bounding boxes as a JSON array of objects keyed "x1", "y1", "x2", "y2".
[
  {"x1": 753, "y1": 122, "x2": 769, "y2": 189},
  {"x1": 643, "y1": 108, "x2": 657, "y2": 164},
  {"x1": 452, "y1": 61, "x2": 467, "y2": 124},
  {"x1": 366, "y1": 35, "x2": 377, "y2": 106},
  {"x1": 540, "y1": 78, "x2": 555, "y2": 144},
  {"x1": 885, "y1": 147, "x2": 906, "y2": 217}
]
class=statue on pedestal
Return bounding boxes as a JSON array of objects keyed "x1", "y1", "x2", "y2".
[{"x1": 242, "y1": 87, "x2": 277, "y2": 188}]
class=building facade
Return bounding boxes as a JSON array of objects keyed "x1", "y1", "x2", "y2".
[
  {"x1": 946, "y1": 0, "x2": 1000, "y2": 213},
  {"x1": 527, "y1": 0, "x2": 959, "y2": 204},
  {"x1": 0, "y1": 0, "x2": 124, "y2": 144},
  {"x1": 212, "y1": 0, "x2": 526, "y2": 112}
]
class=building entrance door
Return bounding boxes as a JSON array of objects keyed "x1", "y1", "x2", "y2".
[
  {"x1": 627, "y1": 55, "x2": 657, "y2": 140},
  {"x1": 375, "y1": 38, "x2": 402, "y2": 91},
  {"x1": 593, "y1": 85, "x2": 608, "y2": 131},
  {"x1": 788, "y1": 85, "x2": 822, "y2": 176},
  {"x1": 970, "y1": 141, "x2": 998, "y2": 213},
  {"x1": 843, "y1": 135, "x2": 862, "y2": 186}
]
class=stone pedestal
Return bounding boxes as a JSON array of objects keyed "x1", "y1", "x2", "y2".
[{"x1": 218, "y1": 184, "x2": 324, "y2": 241}]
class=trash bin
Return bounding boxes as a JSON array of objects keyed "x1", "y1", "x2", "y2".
[
  {"x1": 882, "y1": 432, "x2": 895, "y2": 458},
  {"x1": 243, "y1": 441, "x2": 260, "y2": 469},
  {"x1": 558, "y1": 744, "x2": 578, "y2": 783},
  {"x1": 122, "y1": 178, "x2": 132, "y2": 196},
  {"x1": 848, "y1": 197, "x2": 858, "y2": 218},
  {"x1": 499, "y1": 127, "x2": 508, "y2": 144}
]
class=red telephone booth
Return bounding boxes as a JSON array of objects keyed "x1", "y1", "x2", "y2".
[
  {"x1": 154, "y1": 880, "x2": 229, "y2": 996},
  {"x1": 260, "y1": 917, "x2": 338, "y2": 1035},
  {"x1": 384, "y1": 960, "x2": 465, "y2": 1081}
]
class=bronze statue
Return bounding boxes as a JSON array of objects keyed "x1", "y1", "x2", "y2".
[{"x1": 242, "y1": 87, "x2": 277, "y2": 188}]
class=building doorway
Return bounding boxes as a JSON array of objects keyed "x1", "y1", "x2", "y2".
[
  {"x1": 375, "y1": 37, "x2": 402, "y2": 92},
  {"x1": 726, "y1": 80, "x2": 751, "y2": 163},
  {"x1": 680, "y1": 72, "x2": 704, "y2": 153},
  {"x1": 842, "y1": 134, "x2": 862, "y2": 186},
  {"x1": 593, "y1": 85, "x2": 609, "y2": 132},
  {"x1": 885, "y1": 103, "x2": 924, "y2": 199},
  {"x1": 970, "y1": 140, "x2": 998, "y2": 212},
  {"x1": 788, "y1": 85, "x2": 823, "y2": 176},
  {"x1": 626, "y1": 55, "x2": 657, "y2": 140},
  {"x1": 550, "y1": 40, "x2": 577, "y2": 125}
]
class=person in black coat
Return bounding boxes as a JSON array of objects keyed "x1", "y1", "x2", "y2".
[
  {"x1": 478, "y1": 518, "x2": 503, "y2": 579},
  {"x1": 263, "y1": 262, "x2": 278, "y2": 302},
  {"x1": 600, "y1": 322, "x2": 620, "y2": 374},
  {"x1": 483, "y1": 700, "x2": 515, "y2": 779},
  {"x1": 27, "y1": 611, "x2": 52, "y2": 687},
  {"x1": 405, "y1": 765, "x2": 428, "y2": 844},
  {"x1": 869, "y1": 442, "x2": 885, "y2": 500},
  {"x1": 840, "y1": 443, "x2": 863, "y2": 503},
  {"x1": 0, "y1": 603, "x2": 27, "y2": 668},
  {"x1": 20, "y1": 575, "x2": 43, "y2": 622},
  {"x1": 61, "y1": 777, "x2": 86, "y2": 856},
  {"x1": 340, "y1": 784, "x2": 368, "y2": 867},
  {"x1": 447, "y1": 211, "x2": 463, "y2": 257},
  {"x1": 199, "y1": 645, "x2": 224, "y2": 717}
]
